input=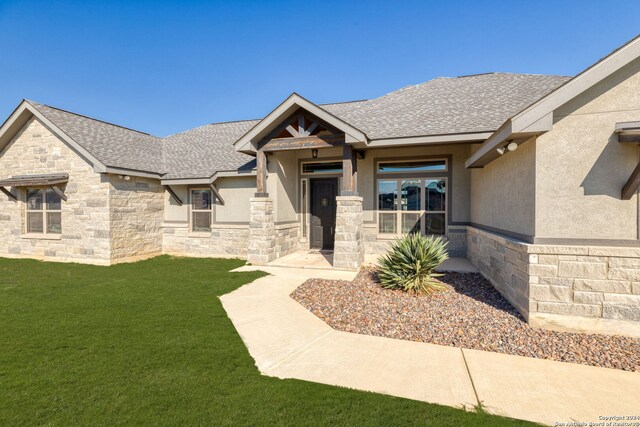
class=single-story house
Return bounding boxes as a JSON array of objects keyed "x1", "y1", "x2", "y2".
[{"x1": 2, "y1": 35, "x2": 640, "y2": 336}]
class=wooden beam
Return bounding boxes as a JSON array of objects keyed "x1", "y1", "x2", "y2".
[
  {"x1": 163, "y1": 185, "x2": 183, "y2": 206},
  {"x1": 298, "y1": 113, "x2": 305, "y2": 136},
  {"x1": 49, "y1": 185, "x2": 67, "y2": 202},
  {"x1": 209, "y1": 183, "x2": 225, "y2": 206},
  {"x1": 342, "y1": 144, "x2": 357, "y2": 195},
  {"x1": 256, "y1": 150, "x2": 268, "y2": 196},
  {"x1": 286, "y1": 125, "x2": 299, "y2": 138},
  {"x1": 260, "y1": 134, "x2": 345, "y2": 152},
  {"x1": 622, "y1": 160, "x2": 640, "y2": 200},
  {"x1": 0, "y1": 186, "x2": 17, "y2": 201},
  {"x1": 306, "y1": 121, "x2": 319, "y2": 135}
]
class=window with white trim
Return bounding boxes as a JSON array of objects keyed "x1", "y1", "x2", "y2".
[
  {"x1": 25, "y1": 188, "x2": 62, "y2": 234},
  {"x1": 376, "y1": 159, "x2": 447, "y2": 235},
  {"x1": 191, "y1": 189, "x2": 213, "y2": 232}
]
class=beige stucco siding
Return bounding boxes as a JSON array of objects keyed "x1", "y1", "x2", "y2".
[
  {"x1": 215, "y1": 176, "x2": 254, "y2": 223},
  {"x1": 535, "y1": 57, "x2": 640, "y2": 240},
  {"x1": 269, "y1": 151, "x2": 298, "y2": 223},
  {"x1": 0, "y1": 117, "x2": 111, "y2": 263},
  {"x1": 470, "y1": 137, "x2": 536, "y2": 238}
]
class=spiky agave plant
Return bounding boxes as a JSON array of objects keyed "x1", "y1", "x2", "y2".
[{"x1": 377, "y1": 233, "x2": 449, "y2": 294}]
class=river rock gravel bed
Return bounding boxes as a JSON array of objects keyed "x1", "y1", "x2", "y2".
[{"x1": 290, "y1": 268, "x2": 640, "y2": 372}]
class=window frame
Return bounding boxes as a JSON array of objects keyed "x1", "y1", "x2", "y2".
[
  {"x1": 375, "y1": 157, "x2": 449, "y2": 237},
  {"x1": 300, "y1": 160, "x2": 344, "y2": 176},
  {"x1": 189, "y1": 187, "x2": 214, "y2": 234},
  {"x1": 23, "y1": 187, "x2": 62, "y2": 237}
]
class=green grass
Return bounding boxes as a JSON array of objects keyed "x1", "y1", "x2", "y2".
[{"x1": 0, "y1": 255, "x2": 533, "y2": 426}]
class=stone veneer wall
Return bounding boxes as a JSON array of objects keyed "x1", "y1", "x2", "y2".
[
  {"x1": 0, "y1": 118, "x2": 112, "y2": 264},
  {"x1": 275, "y1": 223, "x2": 299, "y2": 259},
  {"x1": 108, "y1": 175, "x2": 164, "y2": 262},
  {"x1": 247, "y1": 197, "x2": 276, "y2": 265},
  {"x1": 362, "y1": 224, "x2": 468, "y2": 257},
  {"x1": 467, "y1": 226, "x2": 640, "y2": 335},
  {"x1": 162, "y1": 224, "x2": 250, "y2": 258},
  {"x1": 333, "y1": 196, "x2": 364, "y2": 269}
]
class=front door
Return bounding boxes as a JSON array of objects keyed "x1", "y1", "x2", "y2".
[{"x1": 310, "y1": 178, "x2": 337, "y2": 250}]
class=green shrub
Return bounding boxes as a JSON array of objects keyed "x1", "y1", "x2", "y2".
[{"x1": 377, "y1": 233, "x2": 449, "y2": 294}]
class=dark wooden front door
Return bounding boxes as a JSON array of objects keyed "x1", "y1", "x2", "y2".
[{"x1": 310, "y1": 178, "x2": 337, "y2": 250}]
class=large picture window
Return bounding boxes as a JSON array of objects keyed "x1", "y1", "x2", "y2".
[
  {"x1": 376, "y1": 159, "x2": 447, "y2": 236},
  {"x1": 25, "y1": 188, "x2": 62, "y2": 235},
  {"x1": 191, "y1": 189, "x2": 213, "y2": 232}
]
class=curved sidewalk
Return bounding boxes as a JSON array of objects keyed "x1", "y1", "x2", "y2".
[{"x1": 221, "y1": 265, "x2": 640, "y2": 426}]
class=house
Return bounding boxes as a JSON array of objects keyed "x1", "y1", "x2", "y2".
[{"x1": 1, "y1": 35, "x2": 640, "y2": 336}]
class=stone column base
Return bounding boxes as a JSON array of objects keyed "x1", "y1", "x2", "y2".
[
  {"x1": 247, "y1": 197, "x2": 276, "y2": 265},
  {"x1": 333, "y1": 196, "x2": 364, "y2": 270}
]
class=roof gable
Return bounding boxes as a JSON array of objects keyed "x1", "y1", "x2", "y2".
[{"x1": 234, "y1": 93, "x2": 368, "y2": 154}]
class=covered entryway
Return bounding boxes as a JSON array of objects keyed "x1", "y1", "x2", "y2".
[{"x1": 309, "y1": 178, "x2": 338, "y2": 250}]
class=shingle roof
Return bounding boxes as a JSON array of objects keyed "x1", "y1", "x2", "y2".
[
  {"x1": 162, "y1": 120, "x2": 258, "y2": 179},
  {"x1": 23, "y1": 72, "x2": 572, "y2": 179},
  {"x1": 323, "y1": 73, "x2": 572, "y2": 139},
  {"x1": 27, "y1": 101, "x2": 164, "y2": 173}
]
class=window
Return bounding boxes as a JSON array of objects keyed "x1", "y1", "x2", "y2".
[
  {"x1": 300, "y1": 179, "x2": 308, "y2": 238},
  {"x1": 376, "y1": 159, "x2": 447, "y2": 236},
  {"x1": 191, "y1": 189, "x2": 212, "y2": 232},
  {"x1": 25, "y1": 188, "x2": 62, "y2": 235},
  {"x1": 378, "y1": 160, "x2": 446, "y2": 173},
  {"x1": 301, "y1": 161, "x2": 343, "y2": 174}
]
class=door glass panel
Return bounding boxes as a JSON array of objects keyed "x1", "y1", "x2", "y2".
[
  {"x1": 425, "y1": 213, "x2": 446, "y2": 235},
  {"x1": 302, "y1": 162, "x2": 343, "y2": 174},
  {"x1": 379, "y1": 213, "x2": 397, "y2": 234},
  {"x1": 27, "y1": 189, "x2": 43, "y2": 210},
  {"x1": 27, "y1": 212, "x2": 43, "y2": 233},
  {"x1": 47, "y1": 212, "x2": 62, "y2": 234},
  {"x1": 402, "y1": 213, "x2": 421, "y2": 234},
  {"x1": 401, "y1": 180, "x2": 421, "y2": 211},
  {"x1": 425, "y1": 179, "x2": 446, "y2": 211},
  {"x1": 378, "y1": 180, "x2": 397, "y2": 211}
]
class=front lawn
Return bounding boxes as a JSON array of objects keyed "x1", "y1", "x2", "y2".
[{"x1": 0, "y1": 256, "x2": 530, "y2": 426}]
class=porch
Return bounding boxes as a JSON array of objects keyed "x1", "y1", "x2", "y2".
[
  {"x1": 242, "y1": 104, "x2": 473, "y2": 270},
  {"x1": 266, "y1": 249, "x2": 479, "y2": 273}
]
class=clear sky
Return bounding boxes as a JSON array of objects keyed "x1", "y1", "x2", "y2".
[{"x1": 0, "y1": 0, "x2": 638, "y2": 137}]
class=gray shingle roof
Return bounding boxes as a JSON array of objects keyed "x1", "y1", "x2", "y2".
[
  {"x1": 162, "y1": 120, "x2": 258, "y2": 179},
  {"x1": 24, "y1": 72, "x2": 571, "y2": 179},
  {"x1": 323, "y1": 73, "x2": 572, "y2": 139},
  {"x1": 27, "y1": 101, "x2": 164, "y2": 173}
]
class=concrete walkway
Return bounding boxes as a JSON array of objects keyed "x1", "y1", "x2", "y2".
[{"x1": 221, "y1": 265, "x2": 640, "y2": 426}]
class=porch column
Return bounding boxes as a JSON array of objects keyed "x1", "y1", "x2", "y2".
[
  {"x1": 248, "y1": 150, "x2": 276, "y2": 264},
  {"x1": 341, "y1": 144, "x2": 358, "y2": 196},
  {"x1": 255, "y1": 149, "x2": 268, "y2": 197},
  {"x1": 333, "y1": 195, "x2": 364, "y2": 270}
]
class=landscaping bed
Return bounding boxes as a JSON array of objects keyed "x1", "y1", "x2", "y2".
[{"x1": 291, "y1": 267, "x2": 640, "y2": 372}]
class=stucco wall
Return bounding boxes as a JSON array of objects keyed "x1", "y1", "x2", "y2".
[
  {"x1": 535, "y1": 57, "x2": 640, "y2": 240},
  {"x1": 0, "y1": 117, "x2": 111, "y2": 264},
  {"x1": 470, "y1": 136, "x2": 536, "y2": 238},
  {"x1": 109, "y1": 175, "x2": 164, "y2": 261}
]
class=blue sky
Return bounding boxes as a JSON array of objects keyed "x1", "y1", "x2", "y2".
[{"x1": 0, "y1": 1, "x2": 638, "y2": 136}]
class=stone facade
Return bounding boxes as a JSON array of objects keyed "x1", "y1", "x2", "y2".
[
  {"x1": 333, "y1": 196, "x2": 364, "y2": 270},
  {"x1": 275, "y1": 223, "x2": 299, "y2": 259},
  {"x1": 468, "y1": 226, "x2": 640, "y2": 336},
  {"x1": 109, "y1": 176, "x2": 164, "y2": 261},
  {"x1": 162, "y1": 223, "x2": 250, "y2": 258},
  {"x1": 247, "y1": 197, "x2": 276, "y2": 265},
  {"x1": 0, "y1": 118, "x2": 112, "y2": 264}
]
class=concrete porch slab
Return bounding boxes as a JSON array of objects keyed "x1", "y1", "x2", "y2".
[{"x1": 364, "y1": 254, "x2": 479, "y2": 273}]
